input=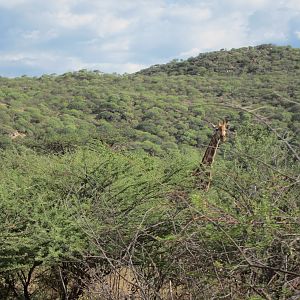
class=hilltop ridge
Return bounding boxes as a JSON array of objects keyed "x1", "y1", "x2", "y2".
[{"x1": 138, "y1": 44, "x2": 300, "y2": 76}]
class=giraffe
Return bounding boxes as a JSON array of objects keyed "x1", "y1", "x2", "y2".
[{"x1": 194, "y1": 120, "x2": 228, "y2": 191}]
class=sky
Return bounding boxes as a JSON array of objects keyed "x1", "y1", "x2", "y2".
[{"x1": 0, "y1": 0, "x2": 300, "y2": 77}]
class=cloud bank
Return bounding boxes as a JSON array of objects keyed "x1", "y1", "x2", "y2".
[{"x1": 0, "y1": 0, "x2": 299, "y2": 76}]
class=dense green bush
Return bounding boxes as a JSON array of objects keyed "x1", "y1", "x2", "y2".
[{"x1": 0, "y1": 45, "x2": 299, "y2": 299}]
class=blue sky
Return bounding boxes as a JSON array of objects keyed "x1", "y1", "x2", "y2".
[{"x1": 0, "y1": 0, "x2": 300, "y2": 77}]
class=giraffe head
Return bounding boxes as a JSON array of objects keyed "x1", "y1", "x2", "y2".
[{"x1": 217, "y1": 120, "x2": 228, "y2": 142}]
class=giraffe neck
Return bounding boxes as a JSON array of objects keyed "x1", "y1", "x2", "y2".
[
  {"x1": 193, "y1": 132, "x2": 221, "y2": 191},
  {"x1": 201, "y1": 132, "x2": 221, "y2": 167}
]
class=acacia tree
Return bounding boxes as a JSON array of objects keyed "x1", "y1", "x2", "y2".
[{"x1": 0, "y1": 148, "x2": 88, "y2": 299}]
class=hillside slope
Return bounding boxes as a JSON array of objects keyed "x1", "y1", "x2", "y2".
[
  {"x1": 0, "y1": 44, "x2": 299, "y2": 155},
  {"x1": 0, "y1": 45, "x2": 300, "y2": 299}
]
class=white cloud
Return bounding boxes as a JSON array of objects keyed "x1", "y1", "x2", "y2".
[
  {"x1": 98, "y1": 38, "x2": 130, "y2": 52},
  {"x1": 0, "y1": 0, "x2": 299, "y2": 76},
  {"x1": 0, "y1": 52, "x2": 60, "y2": 72},
  {"x1": 50, "y1": 11, "x2": 95, "y2": 29},
  {"x1": 0, "y1": 0, "x2": 28, "y2": 8},
  {"x1": 223, "y1": 0, "x2": 272, "y2": 10},
  {"x1": 283, "y1": 0, "x2": 300, "y2": 10},
  {"x1": 177, "y1": 11, "x2": 249, "y2": 58},
  {"x1": 98, "y1": 62, "x2": 147, "y2": 74},
  {"x1": 0, "y1": 53, "x2": 27, "y2": 62},
  {"x1": 166, "y1": 4, "x2": 212, "y2": 21},
  {"x1": 179, "y1": 48, "x2": 202, "y2": 57},
  {"x1": 22, "y1": 30, "x2": 40, "y2": 40},
  {"x1": 0, "y1": 50, "x2": 146, "y2": 75},
  {"x1": 29, "y1": 3, "x2": 132, "y2": 36},
  {"x1": 93, "y1": 15, "x2": 131, "y2": 37},
  {"x1": 21, "y1": 29, "x2": 58, "y2": 42}
]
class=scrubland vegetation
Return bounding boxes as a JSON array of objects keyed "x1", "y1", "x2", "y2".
[{"x1": 0, "y1": 45, "x2": 299, "y2": 299}]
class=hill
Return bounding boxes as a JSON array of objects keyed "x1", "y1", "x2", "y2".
[
  {"x1": 0, "y1": 45, "x2": 299, "y2": 155},
  {"x1": 138, "y1": 44, "x2": 300, "y2": 76},
  {"x1": 0, "y1": 45, "x2": 299, "y2": 299}
]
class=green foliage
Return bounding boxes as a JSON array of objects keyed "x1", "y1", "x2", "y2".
[
  {"x1": 139, "y1": 44, "x2": 300, "y2": 76},
  {"x1": 0, "y1": 143, "x2": 191, "y2": 270},
  {"x1": 0, "y1": 45, "x2": 299, "y2": 299},
  {"x1": 0, "y1": 45, "x2": 299, "y2": 155}
]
